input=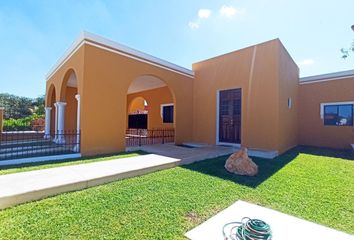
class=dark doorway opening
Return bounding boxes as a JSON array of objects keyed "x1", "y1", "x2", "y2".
[{"x1": 128, "y1": 114, "x2": 148, "y2": 129}]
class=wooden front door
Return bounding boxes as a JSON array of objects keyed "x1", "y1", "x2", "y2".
[{"x1": 219, "y1": 88, "x2": 241, "y2": 144}]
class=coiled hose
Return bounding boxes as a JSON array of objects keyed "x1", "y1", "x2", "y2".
[{"x1": 222, "y1": 217, "x2": 272, "y2": 240}]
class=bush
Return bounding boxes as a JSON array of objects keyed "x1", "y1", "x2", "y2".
[{"x1": 3, "y1": 115, "x2": 45, "y2": 131}]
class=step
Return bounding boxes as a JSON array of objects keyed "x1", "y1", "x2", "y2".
[
  {"x1": 0, "y1": 139, "x2": 53, "y2": 148},
  {"x1": 0, "y1": 146, "x2": 72, "y2": 160},
  {"x1": 0, "y1": 154, "x2": 180, "y2": 209}
]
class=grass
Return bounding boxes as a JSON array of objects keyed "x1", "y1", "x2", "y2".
[
  {"x1": 0, "y1": 151, "x2": 146, "y2": 175},
  {"x1": 0, "y1": 146, "x2": 353, "y2": 239}
]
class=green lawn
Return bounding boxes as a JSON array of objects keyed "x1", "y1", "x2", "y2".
[
  {"x1": 0, "y1": 147, "x2": 353, "y2": 239},
  {"x1": 0, "y1": 151, "x2": 146, "y2": 175}
]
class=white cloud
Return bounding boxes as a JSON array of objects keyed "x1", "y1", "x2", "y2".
[
  {"x1": 219, "y1": 5, "x2": 244, "y2": 18},
  {"x1": 297, "y1": 59, "x2": 315, "y2": 66},
  {"x1": 188, "y1": 21, "x2": 200, "y2": 30},
  {"x1": 198, "y1": 9, "x2": 211, "y2": 19}
]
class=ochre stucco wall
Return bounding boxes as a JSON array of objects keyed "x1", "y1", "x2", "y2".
[
  {"x1": 277, "y1": 43, "x2": 299, "y2": 154},
  {"x1": 299, "y1": 77, "x2": 354, "y2": 149},
  {"x1": 46, "y1": 35, "x2": 354, "y2": 157},
  {"x1": 192, "y1": 39, "x2": 298, "y2": 154},
  {"x1": 78, "y1": 44, "x2": 193, "y2": 156},
  {"x1": 127, "y1": 86, "x2": 174, "y2": 130}
]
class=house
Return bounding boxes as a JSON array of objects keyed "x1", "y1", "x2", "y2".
[{"x1": 44, "y1": 32, "x2": 354, "y2": 158}]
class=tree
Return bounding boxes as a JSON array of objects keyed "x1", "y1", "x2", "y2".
[
  {"x1": 341, "y1": 24, "x2": 354, "y2": 59},
  {"x1": 0, "y1": 93, "x2": 45, "y2": 119},
  {"x1": 32, "y1": 95, "x2": 45, "y2": 115},
  {"x1": 341, "y1": 40, "x2": 354, "y2": 59},
  {"x1": 0, "y1": 93, "x2": 33, "y2": 119}
]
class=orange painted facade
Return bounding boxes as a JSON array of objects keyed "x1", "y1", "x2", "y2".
[
  {"x1": 45, "y1": 32, "x2": 354, "y2": 157},
  {"x1": 299, "y1": 77, "x2": 354, "y2": 149},
  {"x1": 192, "y1": 39, "x2": 299, "y2": 154}
]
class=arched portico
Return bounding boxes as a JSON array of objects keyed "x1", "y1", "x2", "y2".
[
  {"x1": 45, "y1": 68, "x2": 81, "y2": 151},
  {"x1": 45, "y1": 33, "x2": 194, "y2": 156},
  {"x1": 125, "y1": 75, "x2": 176, "y2": 147}
]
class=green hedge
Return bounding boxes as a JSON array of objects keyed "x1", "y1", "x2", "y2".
[{"x1": 3, "y1": 114, "x2": 45, "y2": 131}]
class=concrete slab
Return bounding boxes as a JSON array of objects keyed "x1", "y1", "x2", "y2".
[
  {"x1": 128, "y1": 143, "x2": 236, "y2": 165},
  {"x1": 0, "y1": 154, "x2": 179, "y2": 210},
  {"x1": 128, "y1": 143, "x2": 280, "y2": 163},
  {"x1": 185, "y1": 200, "x2": 353, "y2": 240}
]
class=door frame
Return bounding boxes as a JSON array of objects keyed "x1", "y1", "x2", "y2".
[{"x1": 216, "y1": 88, "x2": 242, "y2": 147}]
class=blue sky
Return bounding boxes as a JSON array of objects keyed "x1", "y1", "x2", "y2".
[{"x1": 0, "y1": 0, "x2": 353, "y2": 98}]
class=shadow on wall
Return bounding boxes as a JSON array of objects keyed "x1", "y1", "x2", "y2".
[{"x1": 182, "y1": 146, "x2": 353, "y2": 188}]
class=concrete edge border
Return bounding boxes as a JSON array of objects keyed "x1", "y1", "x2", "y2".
[{"x1": 0, "y1": 154, "x2": 82, "y2": 167}]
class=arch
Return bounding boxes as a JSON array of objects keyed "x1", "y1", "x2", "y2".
[
  {"x1": 126, "y1": 74, "x2": 176, "y2": 104},
  {"x1": 128, "y1": 96, "x2": 148, "y2": 114},
  {"x1": 46, "y1": 84, "x2": 56, "y2": 107},
  {"x1": 45, "y1": 83, "x2": 57, "y2": 134},
  {"x1": 126, "y1": 74, "x2": 176, "y2": 132},
  {"x1": 59, "y1": 68, "x2": 78, "y2": 102},
  {"x1": 54, "y1": 68, "x2": 79, "y2": 132}
]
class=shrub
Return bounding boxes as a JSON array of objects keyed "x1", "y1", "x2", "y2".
[{"x1": 3, "y1": 114, "x2": 45, "y2": 131}]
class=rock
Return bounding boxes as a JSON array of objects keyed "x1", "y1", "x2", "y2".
[{"x1": 225, "y1": 147, "x2": 258, "y2": 176}]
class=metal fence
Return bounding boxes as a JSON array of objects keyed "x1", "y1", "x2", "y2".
[
  {"x1": 0, "y1": 130, "x2": 80, "y2": 161},
  {"x1": 126, "y1": 129, "x2": 174, "y2": 147}
]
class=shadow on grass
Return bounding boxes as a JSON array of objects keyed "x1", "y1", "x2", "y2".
[
  {"x1": 0, "y1": 150, "x2": 148, "y2": 171},
  {"x1": 296, "y1": 145, "x2": 354, "y2": 160},
  {"x1": 182, "y1": 146, "x2": 353, "y2": 188}
]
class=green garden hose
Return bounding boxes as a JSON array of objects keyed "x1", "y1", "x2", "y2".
[{"x1": 222, "y1": 217, "x2": 272, "y2": 240}]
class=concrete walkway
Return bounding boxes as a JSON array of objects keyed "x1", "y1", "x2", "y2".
[
  {"x1": 0, "y1": 154, "x2": 179, "y2": 210},
  {"x1": 128, "y1": 143, "x2": 237, "y2": 165}
]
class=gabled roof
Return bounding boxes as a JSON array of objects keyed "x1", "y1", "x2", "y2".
[
  {"x1": 46, "y1": 31, "x2": 194, "y2": 80},
  {"x1": 300, "y1": 69, "x2": 354, "y2": 84}
]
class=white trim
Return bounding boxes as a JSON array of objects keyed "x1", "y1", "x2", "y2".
[
  {"x1": 288, "y1": 97, "x2": 292, "y2": 109},
  {"x1": 216, "y1": 89, "x2": 242, "y2": 146},
  {"x1": 218, "y1": 142, "x2": 241, "y2": 148},
  {"x1": 320, "y1": 101, "x2": 354, "y2": 119},
  {"x1": 248, "y1": 149, "x2": 279, "y2": 159},
  {"x1": 46, "y1": 31, "x2": 194, "y2": 80},
  {"x1": 216, "y1": 90, "x2": 220, "y2": 145},
  {"x1": 300, "y1": 70, "x2": 354, "y2": 85},
  {"x1": 160, "y1": 103, "x2": 174, "y2": 122},
  {"x1": 0, "y1": 154, "x2": 81, "y2": 167},
  {"x1": 351, "y1": 144, "x2": 354, "y2": 150},
  {"x1": 44, "y1": 107, "x2": 52, "y2": 139}
]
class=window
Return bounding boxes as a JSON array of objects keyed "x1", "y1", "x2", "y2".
[
  {"x1": 161, "y1": 104, "x2": 174, "y2": 123},
  {"x1": 323, "y1": 104, "x2": 353, "y2": 126}
]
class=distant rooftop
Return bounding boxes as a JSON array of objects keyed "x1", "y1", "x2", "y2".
[{"x1": 300, "y1": 69, "x2": 354, "y2": 84}]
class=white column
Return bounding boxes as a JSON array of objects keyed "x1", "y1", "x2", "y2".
[
  {"x1": 44, "y1": 107, "x2": 52, "y2": 139},
  {"x1": 53, "y1": 103, "x2": 58, "y2": 142},
  {"x1": 73, "y1": 94, "x2": 81, "y2": 152},
  {"x1": 56, "y1": 102, "x2": 67, "y2": 144}
]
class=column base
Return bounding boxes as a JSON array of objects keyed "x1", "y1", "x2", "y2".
[
  {"x1": 44, "y1": 134, "x2": 51, "y2": 140},
  {"x1": 73, "y1": 144, "x2": 80, "y2": 153},
  {"x1": 56, "y1": 136, "x2": 66, "y2": 144}
]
